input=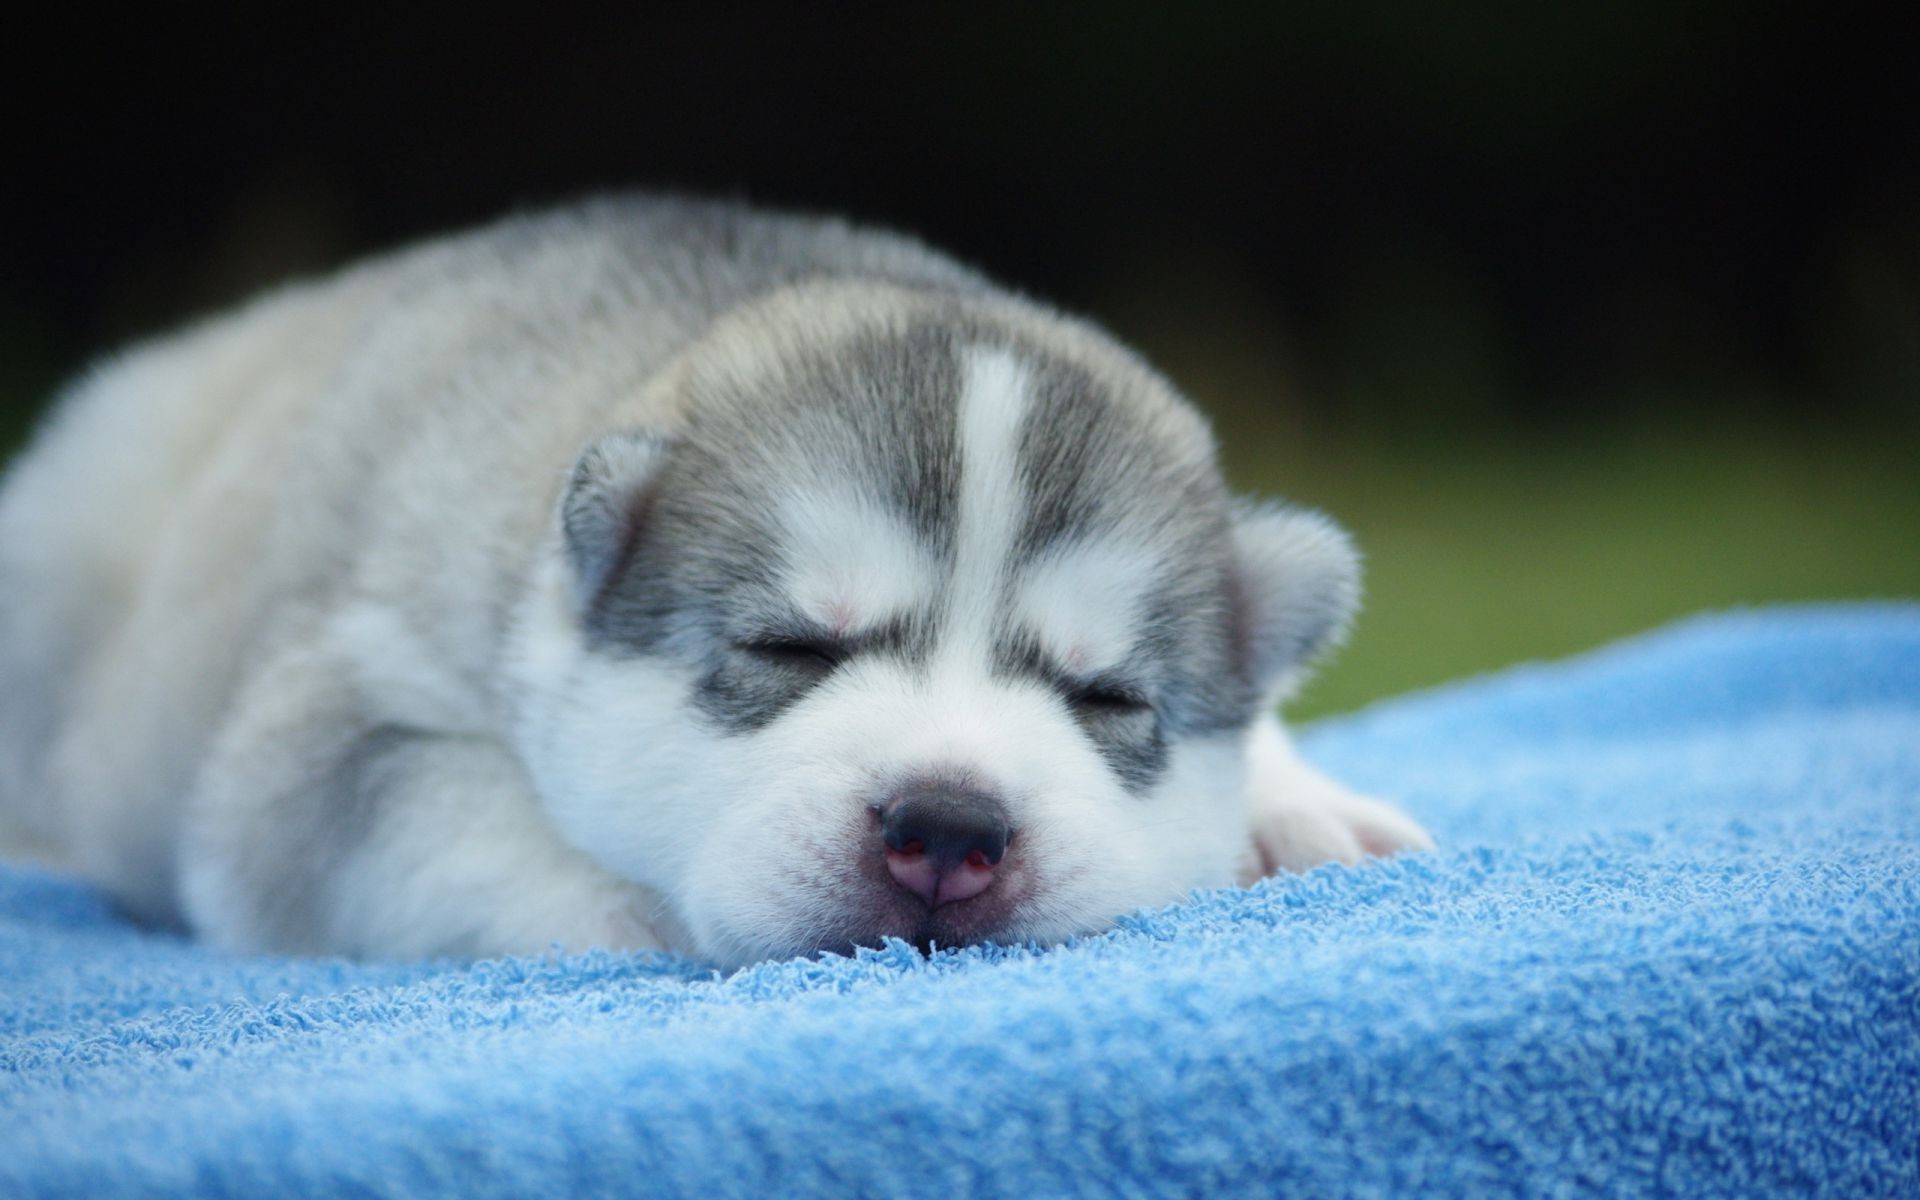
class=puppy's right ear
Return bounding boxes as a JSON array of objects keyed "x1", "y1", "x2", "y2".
[{"x1": 560, "y1": 430, "x2": 678, "y2": 611}]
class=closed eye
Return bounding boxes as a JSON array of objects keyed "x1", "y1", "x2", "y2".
[
  {"x1": 1070, "y1": 680, "x2": 1153, "y2": 715},
  {"x1": 739, "y1": 637, "x2": 847, "y2": 673}
]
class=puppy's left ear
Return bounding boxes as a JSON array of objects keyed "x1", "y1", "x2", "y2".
[
  {"x1": 1228, "y1": 500, "x2": 1362, "y2": 703},
  {"x1": 559, "y1": 429, "x2": 679, "y2": 612}
]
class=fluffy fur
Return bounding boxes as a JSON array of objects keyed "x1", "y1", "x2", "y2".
[{"x1": 0, "y1": 197, "x2": 1430, "y2": 967}]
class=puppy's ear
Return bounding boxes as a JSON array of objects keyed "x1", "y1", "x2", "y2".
[
  {"x1": 1228, "y1": 500, "x2": 1362, "y2": 703},
  {"x1": 560, "y1": 430, "x2": 678, "y2": 611}
]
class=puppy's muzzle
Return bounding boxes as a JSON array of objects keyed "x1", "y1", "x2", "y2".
[{"x1": 877, "y1": 783, "x2": 1012, "y2": 909}]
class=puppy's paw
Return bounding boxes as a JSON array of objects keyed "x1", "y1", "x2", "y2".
[{"x1": 1239, "y1": 782, "x2": 1434, "y2": 885}]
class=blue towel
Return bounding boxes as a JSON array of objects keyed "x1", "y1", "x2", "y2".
[{"x1": 3, "y1": 605, "x2": 1916, "y2": 1198}]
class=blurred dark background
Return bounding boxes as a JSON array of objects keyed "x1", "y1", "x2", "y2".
[{"x1": 7, "y1": 5, "x2": 1917, "y2": 714}]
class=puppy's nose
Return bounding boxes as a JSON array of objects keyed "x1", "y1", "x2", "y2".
[{"x1": 880, "y1": 784, "x2": 1011, "y2": 908}]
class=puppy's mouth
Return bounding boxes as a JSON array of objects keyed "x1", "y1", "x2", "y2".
[{"x1": 810, "y1": 841, "x2": 1033, "y2": 958}]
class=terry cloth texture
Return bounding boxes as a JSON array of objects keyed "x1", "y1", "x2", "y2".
[{"x1": 2, "y1": 605, "x2": 1916, "y2": 1198}]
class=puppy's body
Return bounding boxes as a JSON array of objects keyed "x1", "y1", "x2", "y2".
[{"x1": 0, "y1": 197, "x2": 1427, "y2": 965}]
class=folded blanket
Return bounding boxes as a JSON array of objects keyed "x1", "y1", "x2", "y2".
[{"x1": 3, "y1": 605, "x2": 1916, "y2": 1198}]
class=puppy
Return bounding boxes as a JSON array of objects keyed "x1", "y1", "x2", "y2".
[{"x1": 0, "y1": 197, "x2": 1430, "y2": 966}]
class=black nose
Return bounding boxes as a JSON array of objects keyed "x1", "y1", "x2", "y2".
[{"x1": 880, "y1": 782, "x2": 1011, "y2": 871}]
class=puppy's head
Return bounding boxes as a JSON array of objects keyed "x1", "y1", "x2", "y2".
[{"x1": 510, "y1": 284, "x2": 1358, "y2": 967}]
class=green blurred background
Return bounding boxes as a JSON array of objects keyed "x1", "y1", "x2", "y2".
[{"x1": 7, "y1": 6, "x2": 1917, "y2": 717}]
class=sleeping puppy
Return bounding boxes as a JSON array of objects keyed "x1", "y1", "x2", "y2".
[{"x1": 0, "y1": 197, "x2": 1430, "y2": 967}]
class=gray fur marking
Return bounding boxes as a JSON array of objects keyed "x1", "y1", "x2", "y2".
[{"x1": 584, "y1": 311, "x2": 1257, "y2": 776}]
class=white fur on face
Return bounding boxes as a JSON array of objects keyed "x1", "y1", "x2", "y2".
[
  {"x1": 947, "y1": 347, "x2": 1029, "y2": 646},
  {"x1": 671, "y1": 655, "x2": 1249, "y2": 966},
  {"x1": 508, "y1": 551, "x2": 741, "y2": 899},
  {"x1": 775, "y1": 491, "x2": 937, "y2": 636},
  {"x1": 1015, "y1": 540, "x2": 1166, "y2": 679}
]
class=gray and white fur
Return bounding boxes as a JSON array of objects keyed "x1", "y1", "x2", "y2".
[{"x1": 0, "y1": 196, "x2": 1430, "y2": 967}]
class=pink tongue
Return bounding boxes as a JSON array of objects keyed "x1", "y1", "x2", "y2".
[{"x1": 886, "y1": 852, "x2": 994, "y2": 907}]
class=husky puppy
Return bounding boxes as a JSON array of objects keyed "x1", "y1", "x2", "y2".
[{"x1": 0, "y1": 197, "x2": 1429, "y2": 966}]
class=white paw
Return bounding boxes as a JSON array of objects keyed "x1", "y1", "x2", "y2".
[
  {"x1": 1241, "y1": 784, "x2": 1434, "y2": 884},
  {"x1": 1237, "y1": 715, "x2": 1435, "y2": 885}
]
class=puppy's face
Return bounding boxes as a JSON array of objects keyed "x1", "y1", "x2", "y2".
[{"x1": 511, "y1": 289, "x2": 1357, "y2": 967}]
